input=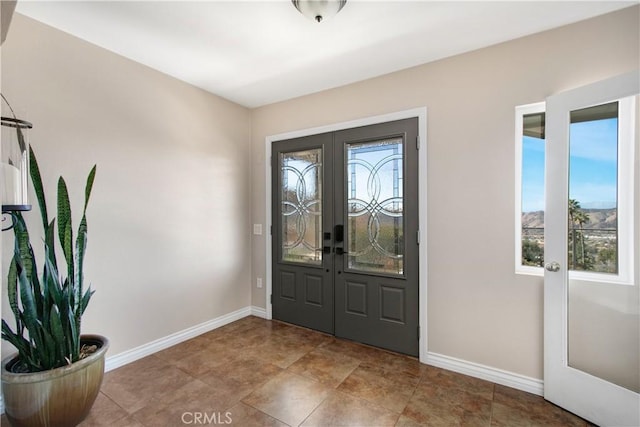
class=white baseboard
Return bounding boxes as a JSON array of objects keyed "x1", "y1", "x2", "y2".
[
  {"x1": 250, "y1": 305, "x2": 268, "y2": 319},
  {"x1": 425, "y1": 351, "x2": 544, "y2": 396},
  {"x1": 105, "y1": 306, "x2": 252, "y2": 372}
]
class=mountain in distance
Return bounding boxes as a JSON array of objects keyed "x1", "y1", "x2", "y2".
[{"x1": 522, "y1": 208, "x2": 617, "y2": 229}]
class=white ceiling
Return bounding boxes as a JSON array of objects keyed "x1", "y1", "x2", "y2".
[{"x1": 15, "y1": 1, "x2": 636, "y2": 108}]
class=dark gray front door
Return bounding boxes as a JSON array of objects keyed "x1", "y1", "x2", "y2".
[
  {"x1": 272, "y1": 118, "x2": 419, "y2": 356},
  {"x1": 272, "y1": 132, "x2": 334, "y2": 334}
]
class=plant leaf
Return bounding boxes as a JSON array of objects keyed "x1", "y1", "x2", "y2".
[
  {"x1": 79, "y1": 287, "x2": 94, "y2": 316},
  {"x1": 1, "y1": 320, "x2": 32, "y2": 361},
  {"x1": 7, "y1": 257, "x2": 22, "y2": 333},
  {"x1": 16, "y1": 126, "x2": 26, "y2": 154},
  {"x1": 57, "y1": 177, "x2": 74, "y2": 282},
  {"x1": 16, "y1": 261, "x2": 45, "y2": 371},
  {"x1": 29, "y1": 147, "x2": 49, "y2": 232},
  {"x1": 84, "y1": 165, "x2": 97, "y2": 213},
  {"x1": 49, "y1": 306, "x2": 65, "y2": 363},
  {"x1": 45, "y1": 219, "x2": 58, "y2": 271}
]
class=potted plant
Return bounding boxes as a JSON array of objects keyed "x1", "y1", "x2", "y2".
[{"x1": 1, "y1": 147, "x2": 108, "y2": 427}]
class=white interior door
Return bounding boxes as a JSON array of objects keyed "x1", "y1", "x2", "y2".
[{"x1": 544, "y1": 71, "x2": 639, "y2": 426}]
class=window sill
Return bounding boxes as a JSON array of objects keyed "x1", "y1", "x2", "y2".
[{"x1": 516, "y1": 265, "x2": 634, "y2": 286}]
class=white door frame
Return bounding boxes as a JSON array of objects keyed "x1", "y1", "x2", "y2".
[{"x1": 264, "y1": 107, "x2": 428, "y2": 362}]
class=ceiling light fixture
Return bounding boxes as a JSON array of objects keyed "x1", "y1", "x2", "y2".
[{"x1": 292, "y1": 0, "x2": 347, "y2": 23}]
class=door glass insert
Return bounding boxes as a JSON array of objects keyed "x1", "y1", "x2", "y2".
[
  {"x1": 567, "y1": 99, "x2": 639, "y2": 393},
  {"x1": 280, "y1": 148, "x2": 322, "y2": 265},
  {"x1": 346, "y1": 138, "x2": 404, "y2": 275},
  {"x1": 568, "y1": 102, "x2": 618, "y2": 274}
]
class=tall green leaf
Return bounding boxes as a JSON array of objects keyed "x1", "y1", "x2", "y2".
[
  {"x1": 7, "y1": 258, "x2": 22, "y2": 334},
  {"x1": 84, "y1": 165, "x2": 96, "y2": 213},
  {"x1": 57, "y1": 177, "x2": 74, "y2": 282},
  {"x1": 29, "y1": 146, "x2": 49, "y2": 232},
  {"x1": 45, "y1": 219, "x2": 58, "y2": 271},
  {"x1": 74, "y1": 165, "x2": 96, "y2": 334},
  {"x1": 16, "y1": 262, "x2": 45, "y2": 371}
]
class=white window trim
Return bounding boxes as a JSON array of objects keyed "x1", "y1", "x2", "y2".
[
  {"x1": 515, "y1": 102, "x2": 546, "y2": 276},
  {"x1": 515, "y1": 98, "x2": 635, "y2": 285}
]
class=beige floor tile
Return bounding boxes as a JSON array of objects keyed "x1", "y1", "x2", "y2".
[
  {"x1": 421, "y1": 366, "x2": 494, "y2": 401},
  {"x1": 337, "y1": 363, "x2": 419, "y2": 413},
  {"x1": 226, "y1": 402, "x2": 290, "y2": 427},
  {"x1": 154, "y1": 334, "x2": 214, "y2": 364},
  {"x1": 100, "y1": 355, "x2": 196, "y2": 413},
  {"x1": 131, "y1": 379, "x2": 238, "y2": 426},
  {"x1": 79, "y1": 392, "x2": 129, "y2": 426},
  {"x1": 287, "y1": 346, "x2": 361, "y2": 387},
  {"x1": 301, "y1": 390, "x2": 400, "y2": 427},
  {"x1": 242, "y1": 371, "x2": 331, "y2": 426}
]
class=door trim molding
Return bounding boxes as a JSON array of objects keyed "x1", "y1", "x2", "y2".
[{"x1": 264, "y1": 107, "x2": 428, "y2": 362}]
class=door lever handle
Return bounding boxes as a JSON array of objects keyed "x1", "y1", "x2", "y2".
[{"x1": 335, "y1": 247, "x2": 349, "y2": 255}]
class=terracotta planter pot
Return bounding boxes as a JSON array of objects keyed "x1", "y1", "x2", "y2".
[{"x1": 1, "y1": 335, "x2": 109, "y2": 427}]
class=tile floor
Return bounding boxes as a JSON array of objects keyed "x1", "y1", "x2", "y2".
[{"x1": 2, "y1": 316, "x2": 591, "y2": 426}]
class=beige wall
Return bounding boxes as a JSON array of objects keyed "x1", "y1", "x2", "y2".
[
  {"x1": 250, "y1": 6, "x2": 640, "y2": 379},
  {"x1": 1, "y1": 14, "x2": 252, "y2": 358}
]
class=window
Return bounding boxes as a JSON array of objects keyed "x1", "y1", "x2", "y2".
[
  {"x1": 515, "y1": 98, "x2": 635, "y2": 283},
  {"x1": 515, "y1": 102, "x2": 546, "y2": 275}
]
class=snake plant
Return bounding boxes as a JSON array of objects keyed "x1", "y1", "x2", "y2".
[{"x1": 1, "y1": 147, "x2": 97, "y2": 373}]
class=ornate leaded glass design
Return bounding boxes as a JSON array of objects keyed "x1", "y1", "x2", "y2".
[
  {"x1": 346, "y1": 138, "x2": 404, "y2": 275},
  {"x1": 280, "y1": 148, "x2": 323, "y2": 264}
]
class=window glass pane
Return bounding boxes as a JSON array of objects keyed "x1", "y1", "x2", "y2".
[
  {"x1": 568, "y1": 102, "x2": 619, "y2": 274},
  {"x1": 280, "y1": 148, "x2": 322, "y2": 264},
  {"x1": 521, "y1": 112, "x2": 545, "y2": 267},
  {"x1": 346, "y1": 138, "x2": 404, "y2": 275}
]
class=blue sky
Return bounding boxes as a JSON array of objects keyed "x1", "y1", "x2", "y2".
[{"x1": 522, "y1": 117, "x2": 618, "y2": 213}]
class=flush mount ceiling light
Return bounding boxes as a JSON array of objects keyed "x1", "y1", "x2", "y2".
[{"x1": 292, "y1": 0, "x2": 347, "y2": 23}]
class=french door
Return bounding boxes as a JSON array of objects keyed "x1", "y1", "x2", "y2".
[
  {"x1": 271, "y1": 118, "x2": 419, "y2": 356},
  {"x1": 544, "y1": 71, "x2": 639, "y2": 426}
]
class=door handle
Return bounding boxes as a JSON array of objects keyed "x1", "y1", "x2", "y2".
[
  {"x1": 335, "y1": 247, "x2": 349, "y2": 255},
  {"x1": 545, "y1": 261, "x2": 561, "y2": 272}
]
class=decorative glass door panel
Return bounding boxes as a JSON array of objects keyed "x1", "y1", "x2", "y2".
[
  {"x1": 280, "y1": 148, "x2": 323, "y2": 265},
  {"x1": 346, "y1": 138, "x2": 404, "y2": 275}
]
